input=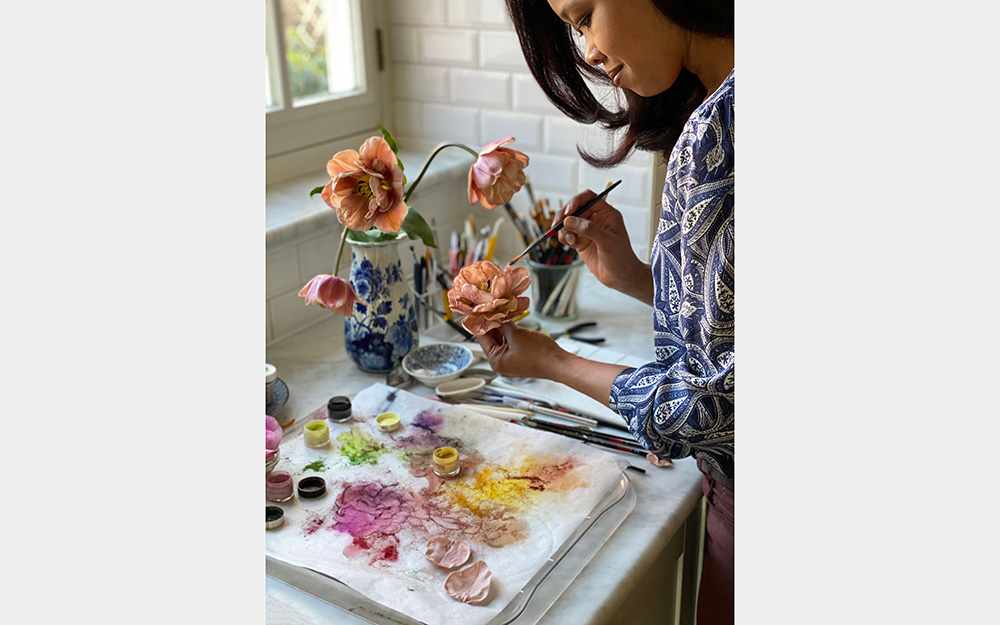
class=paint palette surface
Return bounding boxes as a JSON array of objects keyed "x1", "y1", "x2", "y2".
[{"x1": 265, "y1": 383, "x2": 631, "y2": 625}]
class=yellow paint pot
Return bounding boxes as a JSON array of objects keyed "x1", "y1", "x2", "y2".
[
  {"x1": 303, "y1": 420, "x2": 330, "y2": 448},
  {"x1": 433, "y1": 446, "x2": 461, "y2": 478},
  {"x1": 376, "y1": 413, "x2": 401, "y2": 432}
]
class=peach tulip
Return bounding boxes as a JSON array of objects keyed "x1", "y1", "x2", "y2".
[
  {"x1": 321, "y1": 137, "x2": 408, "y2": 233},
  {"x1": 448, "y1": 261, "x2": 530, "y2": 335},
  {"x1": 468, "y1": 137, "x2": 529, "y2": 209},
  {"x1": 299, "y1": 275, "x2": 366, "y2": 316}
]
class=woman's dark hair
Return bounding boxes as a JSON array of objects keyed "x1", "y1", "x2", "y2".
[{"x1": 505, "y1": 0, "x2": 734, "y2": 167}]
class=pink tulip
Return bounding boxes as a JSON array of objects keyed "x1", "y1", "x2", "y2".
[
  {"x1": 298, "y1": 275, "x2": 366, "y2": 316},
  {"x1": 266, "y1": 415, "x2": 282, "y2": 462},
  {"x1": 448, "y1": 261, "x2": 531, "y2": 335},
  {"x1": 321, "y1": 136, "x2": 409, "y2": 233},
  {"x1": 468, "y1": 137, "x2": 530, "y2": 209}
]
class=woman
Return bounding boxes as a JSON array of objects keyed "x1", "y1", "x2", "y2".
[{"x1": 483, "y1": 1, "x2": 734, "y2": 622}]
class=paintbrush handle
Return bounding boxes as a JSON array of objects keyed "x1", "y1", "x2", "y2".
[
  {"x1": 509, "y1": 180, "x2": 622, "y2": 265},
  {"x1": 544, "y1": 179, "x2": 622, "y2": 237},
  {"x1": 524, "y1": 420, "x2": 646, "y2": 456}
]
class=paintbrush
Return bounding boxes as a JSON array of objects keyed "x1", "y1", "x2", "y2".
[
  {"x1": 411, "y1": 287, "x2": 477, "y2": 341},
  {"x1": 520, "y1": 419, "x2": 646, "y2": 457},
  {"x1": 524, "y1": 416, "x2": 643, "y2": 449},
  {"x1": 507, "y1": 180, "x2": 622, "y2": 266}
]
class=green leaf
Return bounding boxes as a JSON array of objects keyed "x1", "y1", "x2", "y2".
[
  {"x1": 379, "y1": 125, "x2": 398, "y2": 153},
  {"x1": 346, "y1": 229, "x2": 373, "y2": 243},
  {"x1": 401, "y1": 209, "x2": 437, "y2": 249},
  {"x1": 379, "y1": 125, "x2": 405, "y2": 173},
  {"x1": 346, "y1": 228, "x2": 399, "y2": 244},
  {"x1": 309, "y1": 185, "x2": 325, "y2": 198}
]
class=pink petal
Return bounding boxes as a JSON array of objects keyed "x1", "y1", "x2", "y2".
[
  {"x1": 444, "y1": 561, "x2": 492, "y2": 604},
  {"x1": 327, "y1": 150, "x2": 360, "y2": 178},
  {"x1": 373, "y1": 200, "x2": 408, "y2": 233},
  {"x1": 360, "y1": 137, "x2": 397, "y2": 168},
  {"x1": 265, "y1": 415, "x2": 282, "y2": 452},
  {"x1": 425, "y1": 536, "x2": 471, "y2": 569},
  {"x1": 478, "y1": 137, "x2": 515, "y2": 156}
]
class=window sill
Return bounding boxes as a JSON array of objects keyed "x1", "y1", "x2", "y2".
[{"x1": 265, "y1": 149, "x2": 472, "y2": 250}]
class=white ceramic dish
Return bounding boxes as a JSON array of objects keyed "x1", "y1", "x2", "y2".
[
  {"x1": 435, "y1": 376, "x2": 486, "y2": 398},
  {"x1": 402, "y1": 343, "x2": 475, "y2": 387}
]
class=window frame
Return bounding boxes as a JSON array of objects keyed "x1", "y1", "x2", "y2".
[{"x1": 265, "y1": 0, "x2": 386, "y2": 182}]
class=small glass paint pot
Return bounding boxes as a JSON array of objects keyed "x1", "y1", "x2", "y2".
[
  {"x1": 376, "y1": 412, "x2": 401, "y2": 432},
  {"x1": 327, "y1": 396, "x2": 353, "y2": 423},
  {"x1": 432, "y1": 446, "x2": 461, "y2": 478},
  {"x1": 265, "y1": 471, "x2": 294, "y2": 503},
  {"x1": 303, "y1": 420, "x2": 330, "y2": 448},
  {"x1": 297, "y1": 476, "x2": 327, "y2": 499},
  {"x1": 266, "y1": 506, "x2": 284, "y2": 530}
]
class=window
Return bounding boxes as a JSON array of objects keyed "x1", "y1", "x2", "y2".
[{"x1": 265, "y1": 0, "x2": 384, "y2": 181}]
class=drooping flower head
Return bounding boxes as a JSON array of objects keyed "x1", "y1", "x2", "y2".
[
  {"x1": 468, "y1": 137, "x2": 530, "y2": 209},
  {"x1": 448, "y1": 261, "x2": 531, "y2": 335},
  {"x1": 322, "y1": 137, "x2": 408, "y2": 233},
  {"x1": 299, "y1": 275, "x2": 366, "y2": 316},
  {"x1": 265, "y1": 415, "x2": 282, "y2": 462}
]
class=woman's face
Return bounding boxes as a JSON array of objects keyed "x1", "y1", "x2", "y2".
[{"x1": 547, "y1": 0, "x2": 688, "y2": 97}]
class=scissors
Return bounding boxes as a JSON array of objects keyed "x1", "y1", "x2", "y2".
[{"x1": 552, "y1": 321, "x2": 605, "y2": 344}]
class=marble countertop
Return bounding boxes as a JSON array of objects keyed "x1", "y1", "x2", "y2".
[{"x1": 264, "y1": 272, "x2": 703, "y2": 625}]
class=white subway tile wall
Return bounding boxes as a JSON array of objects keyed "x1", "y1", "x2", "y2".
[{"x1": 267, "y1": 1, "x2": 662, "y2": 344}]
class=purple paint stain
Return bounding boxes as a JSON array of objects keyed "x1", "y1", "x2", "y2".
[
  {"x1": 332, "y1": 482, "x2": 416, "y2": 537},
  {"x1": 412, "y1": 410, "x2": 444, "y2": 432}
]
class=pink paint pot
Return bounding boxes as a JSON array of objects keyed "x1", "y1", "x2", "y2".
[{"x1": 265, "y1": 471, "x2": 294, "y2": 503}]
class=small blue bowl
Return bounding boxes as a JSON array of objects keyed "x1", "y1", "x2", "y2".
[{"x1": 402, "y1": 343, "x2": 475, "y2": 387}]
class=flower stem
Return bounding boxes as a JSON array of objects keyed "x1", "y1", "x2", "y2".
[
  {"x1": 402, "y1": 143, "x2": 479, "y2": 203},
  {"x1": 333, "y1": 226, "x2": 350, "y2": 277}
]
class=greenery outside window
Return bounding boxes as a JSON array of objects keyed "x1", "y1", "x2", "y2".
[{"x1": 265, "y1": 0, "x2": 384, "y2": 183}]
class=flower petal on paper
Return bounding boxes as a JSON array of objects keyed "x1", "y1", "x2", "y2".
[
  {"x1": 444, "y1": 560, "x2": 492, "y2": 604},
  {"x1": 424, "y1": 535, "x2": 471, "y2": 569}
]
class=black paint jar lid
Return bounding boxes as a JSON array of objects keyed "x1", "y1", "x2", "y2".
[
  {"x1": 297, "y1": 476, "x2": 327, "y2": 499},
  {"x1": 327, "y1": 396, "x2": 353, "y2": 422},
  {"x1": 265, "y1": 506, "x2": 285, "y2": 530}
]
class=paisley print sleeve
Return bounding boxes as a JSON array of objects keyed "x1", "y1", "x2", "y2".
[{"x1": 609, "y1": 70, "x2": 735, "y2": 478}]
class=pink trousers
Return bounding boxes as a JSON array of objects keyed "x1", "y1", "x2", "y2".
[{"x1": 696, "y1": 459, "x2": 734, "y2": 625}]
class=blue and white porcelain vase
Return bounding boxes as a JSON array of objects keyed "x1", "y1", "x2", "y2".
[{"x1": 344, "y1": 236, "x2": 418, "y2": 373}]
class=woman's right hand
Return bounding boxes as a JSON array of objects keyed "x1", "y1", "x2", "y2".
[{"x1": 552, "y1": 189, "x2": 653, "y2": 304}]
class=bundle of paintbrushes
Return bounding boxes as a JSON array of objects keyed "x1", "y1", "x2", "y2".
[
  {"x1": 447, "y1": 214, "x2": 505, "y2": 276},
  {"x1": 501, "y1": 188, "x2": 579, "y2": 266}
]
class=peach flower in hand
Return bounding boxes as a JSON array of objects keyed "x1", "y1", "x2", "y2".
[
  {"x1": 299, "y1": 275, "x2": 366, "y2": 316},
  {"x1": 321, "y1": 136, "x2": 408, "y2": 233},
  {"x1": 468, "y1": 137, "x2": 529, "y2": 209},
  {"x1": 448, "y1": 261, "x2": 530, "y2": 335}
]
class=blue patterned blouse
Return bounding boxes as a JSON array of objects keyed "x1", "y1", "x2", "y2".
[{"x1": 610, "y1": 69, "x2": 735, "y2": 480}]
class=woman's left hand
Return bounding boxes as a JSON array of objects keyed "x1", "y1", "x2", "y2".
[{"x1": 477, "y1": 323, "x2": 567, "y2": 380}]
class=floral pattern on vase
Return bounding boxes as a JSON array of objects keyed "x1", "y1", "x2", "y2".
[{"x1": 344, "y1": 237, "x2": 418, "y2": 373}]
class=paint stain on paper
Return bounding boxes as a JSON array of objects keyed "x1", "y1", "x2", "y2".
[
  {"x1": 303, "y1": 459, "x2": 327, "y2": 472},
  {"x1": 337, "y1": 427, "x2": 388, "y2": 465},
  {"x1": 443, "y1": 457, "x2": 584, "y2": 515},
  {"x1": 298, "y1": 424, "x2": 592, "y2": 563}
]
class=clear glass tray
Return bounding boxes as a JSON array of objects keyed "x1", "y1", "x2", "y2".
[{"x1": 266, "y1": 471, "x2": 635, "y2": 625}]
